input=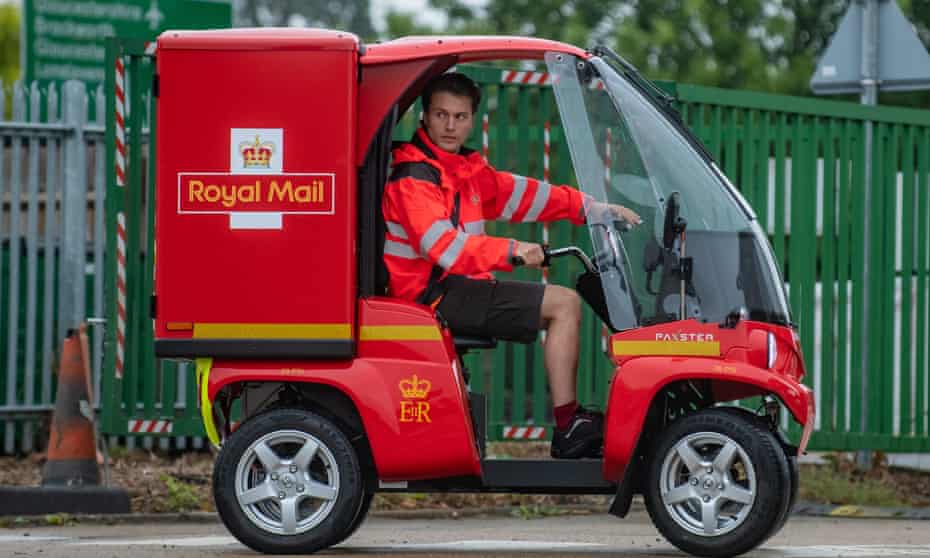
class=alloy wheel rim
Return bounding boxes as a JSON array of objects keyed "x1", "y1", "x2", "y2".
[
  {"x1": 234, "y1": 429, "x2": 340, "y2": 536},
  {"x1": 659, "y1": 431, "x2": 757, "y2": 537}
]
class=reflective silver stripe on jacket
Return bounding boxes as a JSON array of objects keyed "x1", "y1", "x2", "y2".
[
  {"x1": 384, "y1": 239, "x2": 418, "y2": 259},
  {"x1": 385, "y1": 221, "x2": 408, "y2": 240},
  {"x1": 522, "y1": 180, "x2": 551, "y2": 222},
  {"x1": 499, "y1": 174, "x2": 527, "y2": 221},
  {"x1": 463, "y1": 219, "x2": 485, "y2": 235},
  {"x1": 438, "y1": 230, "x2": 470, "y2": 270},
  {"x1": 420, "y1": 218, "x2": 455, "y2": 256}
]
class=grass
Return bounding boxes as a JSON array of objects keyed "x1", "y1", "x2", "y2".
[
  {"x1": 160, "y1": 474, "x2": 202, "y2": 513},
  {"x1": 799, "y1": 460, "x2": 910, "y2": 508}
]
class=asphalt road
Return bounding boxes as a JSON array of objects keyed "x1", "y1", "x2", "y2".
[{"x1": 2, "y1": 511, "x2": 930, "y2": 557}]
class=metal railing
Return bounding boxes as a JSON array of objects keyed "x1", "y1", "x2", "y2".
[{"x1": 0, "y1": 80, "x2": 108, "y2": 454}]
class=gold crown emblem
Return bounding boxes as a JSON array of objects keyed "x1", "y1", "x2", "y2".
[
  {"x1": 398, "y1": 374, "x2": 431, "y2": 399},
  {"x1": 240, "y1": 135, "x2": 274, "y2": 168}
]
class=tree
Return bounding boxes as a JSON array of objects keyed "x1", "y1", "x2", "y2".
[
  {"x1": 234, "y1": 0, "x2": 375, "y2": 40},
  {"x1": 0, "y1": 4, "x2": 19, "y2": 87},
  {"x1": 420, "y1": 0, "x2": 930, "y2": 104}
]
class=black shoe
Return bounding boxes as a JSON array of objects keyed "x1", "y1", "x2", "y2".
[{"x1": 550, "y1": 407, "x2": 604, "y2": 459}]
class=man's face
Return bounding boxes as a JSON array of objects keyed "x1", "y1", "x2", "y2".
[{"x1": 423, "y1": 91, "x2": 475, "y2": 154}]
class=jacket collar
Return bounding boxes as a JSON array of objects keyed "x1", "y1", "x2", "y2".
[{"x1": 411, "y1": 127, "x2": 485, "y2": 180}]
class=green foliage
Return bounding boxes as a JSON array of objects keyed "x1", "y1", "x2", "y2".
[
  {"x1": 160, "y1": 474, "x2": 201, "y2": 513},
  {"x1": 408, "y1": 0, "x2": 930, "y2": 107},
  {"x1": 43, "y1": 513, "x2": 75, "y2": 526},
  {"x1": 800, "y1": 464, "x2": 907, "y2": 507},
  {"x1": 0, "y1": 4, "x2": 20, "y2": 87},
  {"x1": 511, "y1": 503, "x2": 568, "y2": 519}
]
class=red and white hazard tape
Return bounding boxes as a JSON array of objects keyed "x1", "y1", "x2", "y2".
[
  {"x1": 114, "y1": 58, "x2": 127, "y2": 187},
  {"x1": 128, "y1": 420, "x2": 173, "y2": 434},
  {"x1": 501, "y1": 70, "x2": 553, "y2": 86},
  {"x1": 114, "y1": 55, "x2": 128, "y2": 380},
  {"x1": 500, "y1": 69, "x2": 605, "y2": 90},
  {"x1": 502, "y1": 426, "x2": 547, "y2": 440},
  {"x1": 115, "y1": 213, "x2": 127, "y2": 379}
]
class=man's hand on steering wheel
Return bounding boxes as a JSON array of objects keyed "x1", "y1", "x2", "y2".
[{"x1": 513, "y1": 241, "x2": 546, "y2": 268}]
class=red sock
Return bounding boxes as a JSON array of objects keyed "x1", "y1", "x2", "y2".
[{"x1": 553, "y1": 401, "x2": 579, "y2": 431}]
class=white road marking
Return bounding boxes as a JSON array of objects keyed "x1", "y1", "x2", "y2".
[
  {"x1": 358, "y1": 540, "x2": 607, "y2": 551},
  {"x1": 74, "y1": 535, "x2": 238, "y2": 547},
  {"x1": 0, "y1": 535, "x2": 69, "y2": 543},
  {"x1": 764, "y1": 546, "x2": 930, "y2": 557}
]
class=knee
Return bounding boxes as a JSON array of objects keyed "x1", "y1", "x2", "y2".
[{"x1": 545, "y1": 285, "x2": 582, "y2": 323}]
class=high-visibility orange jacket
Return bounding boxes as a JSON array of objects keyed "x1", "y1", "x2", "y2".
[{"x1": 382, "y1": 127, "x2": 588, "y2": 302}]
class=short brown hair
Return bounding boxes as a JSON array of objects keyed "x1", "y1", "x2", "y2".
[{"x1": 422, "y1": 72, "x2": 481, "y2": 113}]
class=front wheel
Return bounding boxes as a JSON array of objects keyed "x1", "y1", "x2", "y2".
[
  {"x1": 643, "y1": 408, "x2": 790, "y2": 557},
  {"x1": 213, "y1": 408, "x2": 364, "y2": 554}
]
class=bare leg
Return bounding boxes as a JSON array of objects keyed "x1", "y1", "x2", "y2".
[{"x1": 539, "y1": 284, "x2": 582, "y2": 407}]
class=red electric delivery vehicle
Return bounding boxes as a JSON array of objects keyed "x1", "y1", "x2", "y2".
[{"x1": 152, "y1": 28, "x2": 814, "y2": 557}]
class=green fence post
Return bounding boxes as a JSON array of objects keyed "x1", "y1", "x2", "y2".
[
  {"x1": 916, "y1": 128, "x2": 929, "y2": 436},
  {"x1": 850, "y1": 120, "x2": 866, "y2": 434},
  {"x1": 773, "y1": 113, "x2": 788, "y2": 265},
  {"x1": 100, "y1": 38, "x2": 123, "y2": 433},
  {"x1": 900, "y1": 125, "x2": 915, "y2": 436},
  {"x1": 822, "y1": 119, "x2": 836, "y2": 432},
  {"x1": 836, "y1": 118, "x2": 852, "y2": 433}
]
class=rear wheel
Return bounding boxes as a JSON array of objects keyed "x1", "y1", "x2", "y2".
[
  {"x1": 213, "y1": 408, "x2": 363, "y2": 554},
  {"x1": 643, "y1": 408, "x2": 790, "y2": 557}
]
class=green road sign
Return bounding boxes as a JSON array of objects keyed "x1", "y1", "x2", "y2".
[{"x1": 23, "y1": 0, "x2": 232, "y2": 85}]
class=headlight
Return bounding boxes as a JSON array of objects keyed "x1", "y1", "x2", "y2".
[{"x1": 767, "y1": 332, "x2": 778, "y2": 369}]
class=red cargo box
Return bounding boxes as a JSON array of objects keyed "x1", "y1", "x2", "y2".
[{"x1": 154, "y1": 29, "x2": 359, "y2": 359}]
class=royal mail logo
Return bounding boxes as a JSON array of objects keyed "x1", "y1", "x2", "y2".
[
  {"x1": 177, "y1": 173, "x2": 335, "y2": 215},
  {"x1": 240, "y1": 135, "x2": 274, "y2": 169},
  {"x1": 231, "y1": 128, "x2": 282, "y2": 173},
  {"x1": 398, "y1": 374, "x2": 431, "y2": 423}
]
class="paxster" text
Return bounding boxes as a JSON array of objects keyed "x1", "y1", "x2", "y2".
[{"x1": 656, "y1": 332, "x2": 715, "y2": 342}]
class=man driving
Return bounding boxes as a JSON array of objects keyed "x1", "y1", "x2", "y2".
[{"x1": 382, "y1": 72, "x2": 641, "y2": 459}]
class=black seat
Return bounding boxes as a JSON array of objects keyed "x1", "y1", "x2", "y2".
[{"x1": 453, "y1": 336, "x2": 498, "y2": 352}]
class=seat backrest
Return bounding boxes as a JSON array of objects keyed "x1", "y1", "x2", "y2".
[{"x1": 359, "y1": 106, "x2": 398, "y2": 297}]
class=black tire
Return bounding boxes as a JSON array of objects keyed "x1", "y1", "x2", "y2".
[
  {"x1": 213, "y1": 408, "x2": 364, "y2": 554},
  {"x1": 332, "y1": 490, "x2": 375, "y2": 546},
  {"x1": 712, "y1": 406, "x2": 793, "y2": 544},
  {"x1": 643, "y1": 408, "x2": 790, "y2": 558}
]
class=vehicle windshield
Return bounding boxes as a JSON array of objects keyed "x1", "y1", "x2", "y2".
[{"x1": 545, "y1": 52, "x2": 792, "y2": 330}]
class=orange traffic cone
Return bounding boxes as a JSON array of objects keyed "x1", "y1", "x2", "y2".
[{"x1": 41, "y1": 328, "x2": 99, "y2": 486}]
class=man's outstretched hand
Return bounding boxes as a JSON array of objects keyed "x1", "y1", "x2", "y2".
[{"x1": 608, "y1": 203, "x2": 642, "y2": 226}]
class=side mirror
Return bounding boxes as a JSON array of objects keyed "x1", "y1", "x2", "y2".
[{"x1": 662, "y1": 192, "x2": 687, "y2": 251}]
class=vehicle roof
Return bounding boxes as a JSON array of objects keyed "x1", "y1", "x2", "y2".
[
  {"x1": 361, "y1": 36, "x2": 588, "y2": 64},
  {"x1": 157, "y1": 29, "x2": 589, "y2": 62},
  {"x1": 157, "y1": 28, "x2": 360, "y2": 51}
]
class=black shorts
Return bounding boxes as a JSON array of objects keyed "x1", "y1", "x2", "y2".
[{"x1": 433, "y1": 275, "x2": 546, "y2": 344}]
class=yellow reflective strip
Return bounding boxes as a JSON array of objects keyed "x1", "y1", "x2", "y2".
[
  {"x1": 195, "y1": 357, "x2": 220, "y2": 448},
  {"x1": 193, "y1": 323, "x2": 352, "y2": 339},
  {"x1": 612, "y1": 340, "x2": 720, "y2": 357},
  {"x1": 359, "y1": 325, "x2": 442, "y2": 341}
]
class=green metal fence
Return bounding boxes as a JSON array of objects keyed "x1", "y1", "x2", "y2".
[{"x1": 101, "y1": 39, "x2": 930, "y2": 451}]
